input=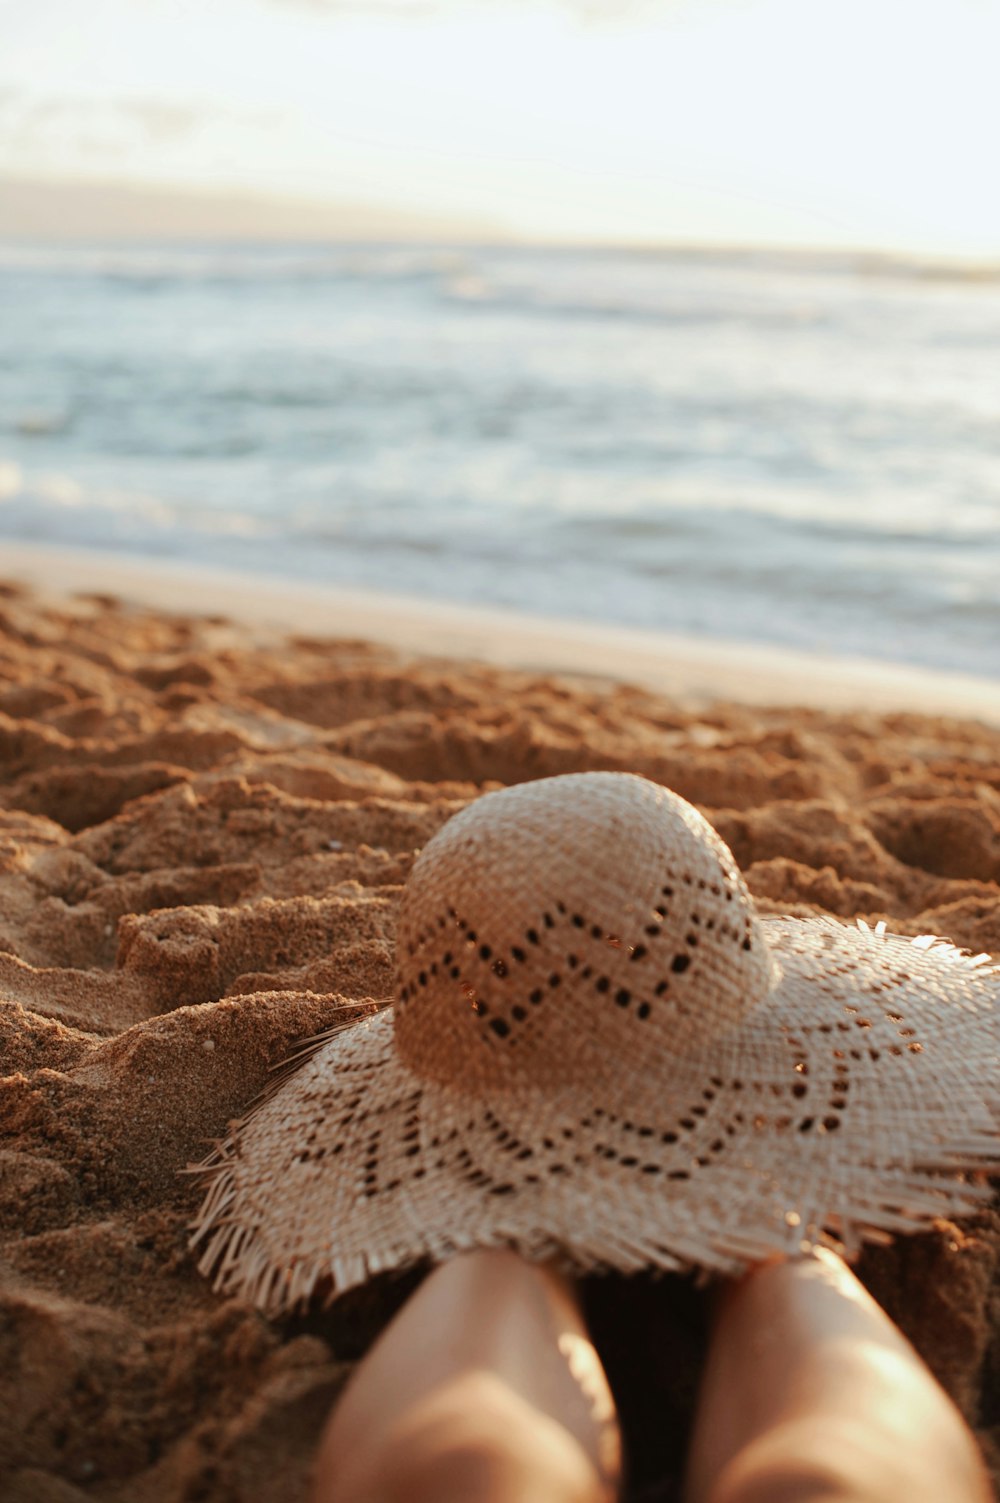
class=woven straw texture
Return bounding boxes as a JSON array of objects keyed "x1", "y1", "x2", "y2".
[{"x1": 192, "y1": 772, "x2": 1000, "y2": 1314}]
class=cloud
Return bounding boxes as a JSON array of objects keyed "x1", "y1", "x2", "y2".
[
  {"x1": 267, "y1": 0, "x2": 663, "y2": 16},
  {"x1": 0, "y1": 90, "x2": 281, "y2": 167},
  {"x1": 266, "y1": 0, "x2": 455, "y2": 14},
  {"x1": 114, "y1": 100, "x2": 207, "y2": 142},
  {"x1": 275, "y1": 0, "x2": 440, "y2": 10},
  {"x1": 0, "y1": 90, "x2": 206, "y2": 146}
]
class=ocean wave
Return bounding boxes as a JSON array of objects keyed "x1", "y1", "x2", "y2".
[
  {"x1": 13, "y1": 411, "x2": 73, "y2": 437},
  {"x1": 0, "y1": 461, "x2": 271, "y2": 540},
  {"x1": 0, "y1": 241, "x2": 480, "y2": 289},
  {"x1": 439, "y1": 276, "x2": 834, "y2": 330},
  {"x1": 0, "y1": 460, "x2": 22, "y2": 501},
  {"x1": 2, "y1": 240, "x2": 999, "y2": 680},
  {"x1": 2, "y1": 239, "x2": 998, "y2": 286}
]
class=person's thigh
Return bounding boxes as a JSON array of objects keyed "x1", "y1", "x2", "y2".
[
  {"x1": 312, "y1": 1249, "x2": 621, "y2": 1503},
  {"x1": 684, "y1": 1250, "x2": 990, "y2": 1503}
]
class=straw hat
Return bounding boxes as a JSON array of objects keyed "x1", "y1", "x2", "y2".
[{"x1": 191, "y1": 772, "x2": 1000, "y2": 1314}]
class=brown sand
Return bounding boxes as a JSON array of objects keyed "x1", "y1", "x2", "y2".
[{"x1": 0, "y1": 578, "x2": 998, "y2": 1502}]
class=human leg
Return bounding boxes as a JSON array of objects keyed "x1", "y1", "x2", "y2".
[
  {"x1": 684, "y1": 1248, "x2": 990, "y2": 1503},
  {"x1": 312, "y1": 1247, "x2": 621, "y2": 1503}
]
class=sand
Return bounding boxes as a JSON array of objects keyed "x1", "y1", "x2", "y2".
[
  {"x1": 6, "y1": 540, "x2": 1000, "y2": 724},
  {"x1": 0, "y1": 572, "x2": 998, "y2": 1502}
]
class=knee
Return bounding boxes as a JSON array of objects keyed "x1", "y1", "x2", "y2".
[
  {"x1": 708, "y1": 1453, "x2": 860, "y2": 1503},
  {"x1": 316, "y1": 1371, "x2": 608, "y2": 1503},
  {"x1": 349, "y1": 1422, "x2": 603, "y2": 1503},
  {"x1": 375, "y1": 1435, "x2": 518, "y2": 1503},
  {"x1": 702, "y1": 1413, "x2": 990, "y2": 1503}
]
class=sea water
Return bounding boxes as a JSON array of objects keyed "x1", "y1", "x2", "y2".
[{"x1": 1, "y1": 241, "x2": 998, "y2": 676}]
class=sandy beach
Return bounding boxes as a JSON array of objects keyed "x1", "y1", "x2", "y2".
[{"x1": 0, "y1": 562, "x2": 998, "y2": 1502}]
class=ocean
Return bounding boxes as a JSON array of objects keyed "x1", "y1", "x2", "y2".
[{"x1": 1, "y1": 241, "x2": 998, "y2": 677}]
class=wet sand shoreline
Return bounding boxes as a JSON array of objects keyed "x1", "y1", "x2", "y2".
[{"x1": 5, "y1": 539, "x2": 1000, "y2": 724}]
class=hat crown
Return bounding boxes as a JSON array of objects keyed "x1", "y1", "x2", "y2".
[{"x1": 394, "y1": 773, "x2": 776, "y2": 1100}]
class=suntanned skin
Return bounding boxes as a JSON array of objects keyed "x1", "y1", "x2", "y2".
[
  {"x1": 312, "y1": 1248, "x2": 619, "y2": 1503},
  {"x1": 312, "y1": 1245, "x2": 990, "y2": 1503},
  {"x1": 684, "y1": 1248, "x2": 992, "y2": 1503}
]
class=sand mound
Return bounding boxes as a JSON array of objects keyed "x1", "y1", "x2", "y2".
[{"x1": 0, "y1": 582, "x2": 997, "y2": 1501}]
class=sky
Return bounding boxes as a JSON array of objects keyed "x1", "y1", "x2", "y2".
[{"x1": 1, "y1": 0, "x2": 999, "y2": 255}]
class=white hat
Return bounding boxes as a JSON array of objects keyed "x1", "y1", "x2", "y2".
[{"x1": 192, "y1": 772, "x2": 1000, "y2": 1314}]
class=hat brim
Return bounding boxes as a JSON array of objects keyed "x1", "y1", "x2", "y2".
[{"x1": 191, "y1": 917, "x2": 1000, "y2": 1314}]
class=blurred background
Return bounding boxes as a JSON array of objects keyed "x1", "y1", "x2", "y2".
[{"x1": 1, "y1": 0, "x2": 998, "y2": 675}]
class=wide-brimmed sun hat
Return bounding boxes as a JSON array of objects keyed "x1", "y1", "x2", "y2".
[{"x1": 192, "y1": 772, "x2": 1000, "y2": 1314}]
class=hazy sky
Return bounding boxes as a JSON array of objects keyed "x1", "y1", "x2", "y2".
[{"x1": 2, "y1": 0, "x2": 998, "y2": 254}]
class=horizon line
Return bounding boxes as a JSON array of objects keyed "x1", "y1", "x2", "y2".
[{"x1": 1, "y1": 172, "x2": 998, "y2": 269}]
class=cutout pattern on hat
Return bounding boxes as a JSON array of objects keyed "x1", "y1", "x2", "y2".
[{"x1": 191, "y1": 773, "x2": 1000, "y2": 1314}]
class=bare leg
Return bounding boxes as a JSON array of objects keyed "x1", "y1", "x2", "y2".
[
  {"x1": 684, "y1": 1248, "x2": 991, "y2": 1503},
  {"x1": 312, "y1": 1248, "x2": 621, "y2": 1503}
]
